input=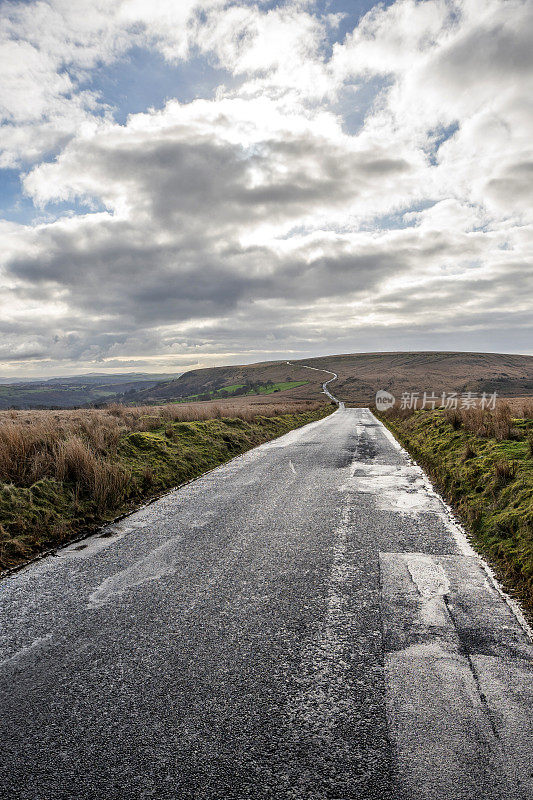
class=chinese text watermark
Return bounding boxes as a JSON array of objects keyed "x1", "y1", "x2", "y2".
[{"x1": 375, "y1": 390, "x2": 498, "y2": 412}]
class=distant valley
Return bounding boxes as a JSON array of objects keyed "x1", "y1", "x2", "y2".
[{"x1": 0, "y1": 372, "x2": 180, "y2": 409}]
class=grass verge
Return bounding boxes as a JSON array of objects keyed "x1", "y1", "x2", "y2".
[
  {"x1": 376, "y1": 405, "x2": 533, "y2": 612},
  {"x1": 0, "y1": 403, "x2": 333, "y2": 573}
]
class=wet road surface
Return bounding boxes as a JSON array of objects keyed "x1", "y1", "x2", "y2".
[{"x1": 0, "y1": 408, "x2": 531, "y2": 799}]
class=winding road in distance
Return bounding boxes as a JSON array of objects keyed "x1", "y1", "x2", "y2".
[
  {"x1": 286, "y1": 359, "x2": 344, "y2": 407},
  {"x1": 1, "y1": 383, "x2": 532, "y2": 798}
]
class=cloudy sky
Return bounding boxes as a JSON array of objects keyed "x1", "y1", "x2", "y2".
[{"x1": 0, "y1": 0, "x2": 532, "y2": 377}]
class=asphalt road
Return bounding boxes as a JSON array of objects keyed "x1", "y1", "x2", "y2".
[{"x1": 0, "y1": 408, "x2": 532, "y2": 800}]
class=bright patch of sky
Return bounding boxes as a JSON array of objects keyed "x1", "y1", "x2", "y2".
[
  {"x1": 335, "y1": 76, "x2": 392, "y2": 135},
  {"x1": 0, "y1": 169, "x2": 35, "y2": 223},
  {"x1": 320, "y1": 0, "x2": 396, "y2": 45},
  {"x1": 85, "y1": 47, "x2": 237, "y2": 125}
]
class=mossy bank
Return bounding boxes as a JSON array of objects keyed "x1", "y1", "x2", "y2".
[
  {"x1": 0, "y1": 406, "x2": 333, "y2": 573},
  {"x1": 377, "y1": 408, "x2": 533, "y2": 612}
]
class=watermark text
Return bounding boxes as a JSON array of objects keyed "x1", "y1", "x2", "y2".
[{"x1": 375, "y1": 390, "x2": 498, "y2": 412}]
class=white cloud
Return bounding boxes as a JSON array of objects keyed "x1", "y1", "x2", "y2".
[{"x1": 0, "y1": 0, "x2": 232, "y2": 165}]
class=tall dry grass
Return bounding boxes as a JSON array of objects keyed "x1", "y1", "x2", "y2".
[
  {"x1": 0, "y1": 398, "x2": 328, "y2": 570},
  {"x1": 0, "y1": 399, "x2": 323, "y2": 491},
  {"x1": 382, "y1": 400, "x2": 532, "y2": 442},
  {"x1": 445, "y1": 403, "x2": 519, "y2": 441}
]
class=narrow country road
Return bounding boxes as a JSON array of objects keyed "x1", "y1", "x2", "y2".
[
  {"x1": 286, "y1": 360, "x2": 344, "y2": 407},
  {"x1": 0, "y1": 409, "x2": 531, "y2": 799}
]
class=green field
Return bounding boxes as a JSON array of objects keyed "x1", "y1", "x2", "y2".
[
  {"x1": 175, "y1": 380, "x2": 308, "y2": 403},
  {"x1": 256, "y1": 381, "x2": 308, "y2": 394}
]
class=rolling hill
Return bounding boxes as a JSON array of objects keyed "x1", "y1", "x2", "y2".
[
  {"x1": 124, "y1": 351, "x2": 533, "y2": 406},
  {"x1": 2, "y1": 353, "x2": 532, "y2": 409}
]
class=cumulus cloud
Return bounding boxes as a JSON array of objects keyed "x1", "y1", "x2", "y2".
[{"x1": 0, "y1": 0, "x2": 531, "y2": 375}]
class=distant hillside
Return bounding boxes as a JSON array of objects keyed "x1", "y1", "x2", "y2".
[
  {"x1": 126, "y1": 362, "x2": 323, "y2": 404},
  {"x1": 0, "y1": 373, "x2": 180, "y2": 409},
  {"x1": 125, "y1": 352, "x2": 533, "y2": 406},
  {"x1": 8, "y1": 353, "x2": 529, "y2": 410}
]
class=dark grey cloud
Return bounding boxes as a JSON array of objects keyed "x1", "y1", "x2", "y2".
[
  {"x1": 433, "y1": 16, "x2": 533, "y2": 85},
  {"x1": 376, "y1": 263, "x2": 533, "y2": 326},
  {"x1": 486, "y1": 161, "x2": 533, "y2": 206},
  {"x1": 7, "y1": 226, "x2": 406, "y2": 325},
  {"x1": 28, "y1": 130, "x2": 413, "y2": 231},
  {"x1": 6, "y1": 120, "x2": 420, "y2": 357}
]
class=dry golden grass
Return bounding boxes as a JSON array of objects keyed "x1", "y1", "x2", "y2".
[
  {"x1": 497, "y1": 396, "x2": 533, "y2": 415},
  {"x1": 383, "y1": 400, "x2": 532, "y2": 442},
  {"x1": 0, "y1": 399, "x2": 323, "y2": 489},
  {"x1": 444, "y1": 402, "x2": 529, "y2": 441}
]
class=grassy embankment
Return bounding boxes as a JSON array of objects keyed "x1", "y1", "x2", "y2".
[
  {"x1": 0, "y1": 400, "x2": 333, "y2": 572},
  {"x1": 377, "y1": 402, "x2": 533, "y2": 610}
]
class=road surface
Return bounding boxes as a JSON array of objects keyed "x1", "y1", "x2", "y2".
[{"x1": 0, "y1": 408, "x2": 531, "y2": 799}]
